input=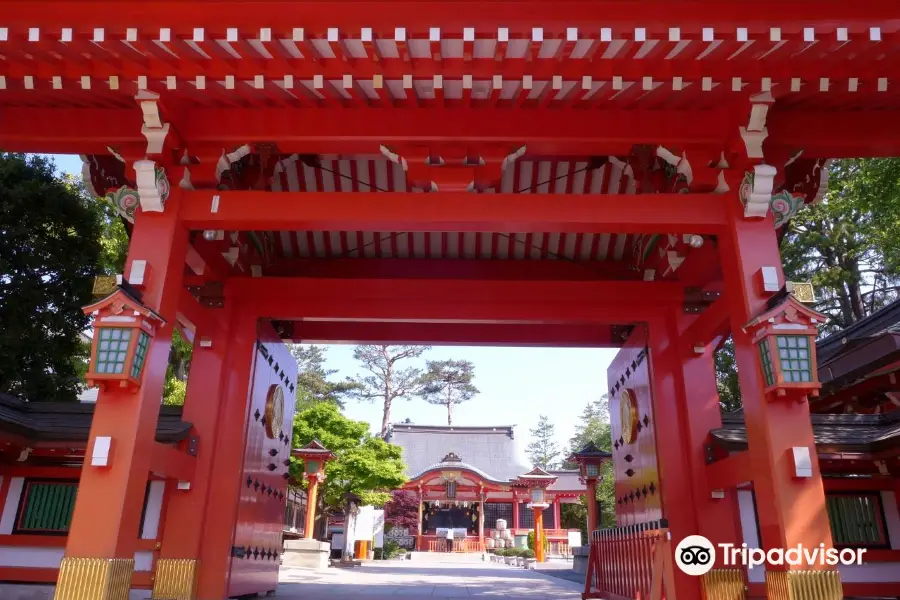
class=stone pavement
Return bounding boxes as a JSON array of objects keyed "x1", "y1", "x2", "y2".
[{"x1": 276, "y1": 558, "x2": 584, "y2": 599}]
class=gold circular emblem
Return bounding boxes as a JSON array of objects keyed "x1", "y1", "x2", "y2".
[
  {"x1": 620, "y1": 388, "x2": 639, "y2": 445},
  {"x1": 265, "y1": 384, "x2": 285, "y2": 439}
]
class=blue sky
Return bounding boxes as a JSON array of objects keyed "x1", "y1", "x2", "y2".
[{"x1": 51, "y1": 154, "x2": 616, "y2": 457}]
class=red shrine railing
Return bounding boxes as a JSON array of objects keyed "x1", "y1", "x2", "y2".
[{"x1": 583, "y1": 520, "x2": 677, "y2": 600}]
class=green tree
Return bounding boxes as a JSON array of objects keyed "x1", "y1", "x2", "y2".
[
  {"x1": 291, "y1": 345, "x2": 358, "y2": 410},
  {"x1": 416, "y1": 359, "x2": 479, "y2": 426},
  {"x1": 781, "y1": 159, "x2": 900, "y2": 332},
  {"x1": 291, "y1": 403, "x2": 407, "y2": 558},
  {"x1": 564, "y1": 397, "x2": 615, "y2": 530},
  {"x1": 0, "y1": 154, "x2": 103, "y2": 402},
  {"x1": 715, "y1": 338, "x2": 741, "y2": 413},
  {"x1": 350, "y1": 345, "x2": 429, "y2": 438},
  {"x1": 525, "y1": 415, "x2": 561, "y2": 470}
]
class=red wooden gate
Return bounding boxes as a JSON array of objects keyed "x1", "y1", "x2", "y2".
[{"x1": 227, "y1": 332, "x2": 297, "y2": 597}]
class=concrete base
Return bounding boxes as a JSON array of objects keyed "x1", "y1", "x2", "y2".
[
  {"x1": 572, "y1": 545, "x2": 589, "y2": 575},
  {"x1": 0, "y1": 584, "x2": 150, "y2": 600},
  {"x1": 283, "y1": 539, "x2": 332, "y2": 570}
]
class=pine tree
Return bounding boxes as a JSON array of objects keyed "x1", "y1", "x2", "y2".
[
  {"x1": 349, "y1": 345, "x2": 429, "y2": 437},
  {"x1": 416, "y1": 359, "x2": 478, "y2": 426},
  {"x1": 526, "y1": 415, "x2": 561, "y2": 470},
  {"x1": 291, "y1": 345, "x2": 359, "y2": 410}
]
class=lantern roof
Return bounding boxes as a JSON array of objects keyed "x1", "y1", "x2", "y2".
[
  {"x1": 567, "y1": 441, "x2": 613, "y2": 465},
  {"x1": 82, "y1": 288, "x2": 165, "y2": 325},
  {"x1": 292, "y1": 439, "x2": 334, "y2": 461},
  {"x1": 511, "y1": 466, "x2": 558, "y2": 488},
  {"x1": 743, "y1": 294, "x2": 828, "y2": 333}
]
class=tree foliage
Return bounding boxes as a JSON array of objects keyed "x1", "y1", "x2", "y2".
[
  {"x1": 383, "y1": 490, "x2": 420, "y2": 533},
  {"x1": 714, "y1": 338, "x2": 741, "y2": 413},
  {"x1": 564, "y1": 397, "x2": 615, "y2": 529},
  {"x1": 349, "y1": 345, "x2": 429, "y2": 438},
  {"x1": 525, "y1": 415, "x2": 561, "y2": 470},
  {"x1": 781, "y1": 159, "x2": 900, "y2": 333},
  {"x1": 416, "y1": 359, "x2": 479, "y2": 426},
  {"x1": 291, "y1": 402, "x2": 407, "y2": 512},
  {"x1": 291, "y1": 345, "x2": 359, "y2": 410},
  {"x1": 0, "y1": 154, "x2": 104, "y2": 402}
]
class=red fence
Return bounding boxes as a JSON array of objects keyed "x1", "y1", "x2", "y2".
[{"x1": 583, "y1": 520, "x2": 676, "y2": 600}]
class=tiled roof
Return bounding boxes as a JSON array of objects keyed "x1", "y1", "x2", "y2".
[
  {"x1": 386, "y1": 424, "x2": 529, "y2": 482},
  {"x1": 711, "y1": 410, "x2": 900, "y2": 454},
  {"x1": 0, "y1": 392, "x2": 192, "y2": 444}
]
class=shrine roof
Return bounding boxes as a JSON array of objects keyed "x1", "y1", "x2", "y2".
[
  {"x1": 386, "y1": 424, "x2": 529, "y2": 483},
  {"x1": 711, "y1": 410, "x2": 900, "y2": 455},
  {"x1": 0, "y1": 392, "x2": 192, "y2": 445},
  {"x1": 813, "y1": 298, "x2": 900, "y2": 412}
]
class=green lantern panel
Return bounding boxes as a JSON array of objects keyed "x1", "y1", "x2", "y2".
[
  {"x1": 776, "y1": 335, "x2": 813, "y2": 383},
  {"x1": 758, "y1": 340, "x2": 775, "y2": 387},
  {"x1": 95, "y1": 327, "x2": 132, "y2": 375},
  {"x1": 305, "y1": 460, "x2": 320, "y2": 474},
  {"x1": 131, "y1": 331, "x2": 151, "y2": 378}
]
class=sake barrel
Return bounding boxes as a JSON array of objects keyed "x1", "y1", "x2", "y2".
[{"x1": 495, "y1": 519, "x2": 507, "y2": 530}]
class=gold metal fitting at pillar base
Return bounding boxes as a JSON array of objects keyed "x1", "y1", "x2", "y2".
[
  {"x1": 53, "y1": 557, "x2": 134, "y2": 600},
  {"x1": 151, "y1": 558, "x2": 199, "y2": 600},
  {"x1": 765, "y1": 570, "x2": 843, "y2": 600},
  {"x1": 701, "y1": 569, "x2": 747, "y2": 600}
]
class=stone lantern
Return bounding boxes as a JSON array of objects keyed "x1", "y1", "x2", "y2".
[
  {"x1": 82, "y1": 288, "x2": 165, "y2": 391},
  {"x1": 743, "y1": 295, "x2": 827, "y2": 400},
  {"x1": 514, "y1": 467, "x2": 557, "y2": 563},
  {"x1": 283, "y1": 440, "x2": 335, "y2": 571},
  {"x1": 292, "y1": 440, "x2": 334, "y2": 540},
  {"x1": 567, "y1": 442, "x2": 612, "y2": 535}
]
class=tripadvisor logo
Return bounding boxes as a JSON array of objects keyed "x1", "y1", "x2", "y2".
[{"x1": 674, "y1": 535, "x2": 867, "y2": 576}]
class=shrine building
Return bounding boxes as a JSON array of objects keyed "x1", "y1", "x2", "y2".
[
  {"x1": 386, "y1": 424, "x2": 588, "y2": 553},
  {"x1": 3, "y1": 2, "x2": 900, "y2": 600}
]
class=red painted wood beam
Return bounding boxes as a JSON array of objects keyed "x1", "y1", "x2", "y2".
[
  {"x1": 150, "y1": 442, "x2": 196, "y2": 483},
  {"x1": 181, "y1": 191, "x2": 729, "y2": 234},
  {"x1": 2, "y1": 2, "x2": 895, "y2": 33},
  {"x1": 678, "y1": 297, "x2": 731, "y2": 349},
  {"x1": 283, "y1": 320, "x2": 618, "y2": 347},
  {"x1": 706, "y1": 451, "x2": 754, "y2": 490},
  {"x1": 0, "y1": 107, "x2": 732, "y2": 156},
  {"x1": 224, "y1": 276, "x2": 684, "y2": 322},
  {"x1": 261, "y1": 258, "x2": 640, "y2": 280}
]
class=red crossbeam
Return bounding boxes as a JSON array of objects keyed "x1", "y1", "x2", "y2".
[{"x1": 180, "y1": 191, "x2": 729, "y2": 234}]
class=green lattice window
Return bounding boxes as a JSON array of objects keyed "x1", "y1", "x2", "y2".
[
  {"x1": 15, "y1": 481, "x2": 78, "y2": 534},
  {"x1": 131, "y1": 331, "x2": 150, "y2": 378},
  {"x1": 776, "y1": 335, "x2": 812, "y2": 383},
  {"x1": 95, "y1": 327, "x2": 132, "y2": 374},
  {"x1": 826, "y1": 493, "x2": 888, "y2": 548},
  {"x1": 758, "y1": 341, "x2": 775, "y2": 386}
]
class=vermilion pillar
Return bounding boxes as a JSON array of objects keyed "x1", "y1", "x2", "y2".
[
  {"x1": 533, "y1": 506, "x2": 545, "y2": 563},
  {"x1": 585, "y1": 483, "x2": 598, "y2": 535},
  {"x1": 718, "y1": 196, "x2": 842, "y2": 598},
  {"x1": 553, "y1": 499, "x2": 561, "y2": 532},
  {"x1": 416, "y1": 487, "x2": 424, "y2": 551},
  {"x1": 512, "y1": 498, "x2": 520, "y2": 531},
  {"x1": 194, "y1": 308, "x2": 259, "y2": 600},
  {"x1": 55, "y1": 192, "x2": 188, "y2": 600},
  {"x1": 152, "y1": 303, "x2": 232, "y2": 599},
  {"x1": 304, "y1": 475, "x2": 321, "y2": 540}
]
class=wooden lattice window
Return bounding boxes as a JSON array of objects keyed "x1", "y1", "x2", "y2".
[
  {"x1": 483, "y1": 502, "x2": 513, "y2": 530},
  {"x1": 15, "y1": 480, "x2": 79, "y2": 534},
  {"x1": 826, "y1": 493, "x2": 888, "y2": 548}
]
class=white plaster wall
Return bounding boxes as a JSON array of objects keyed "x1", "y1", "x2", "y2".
[
  {"x1": 0, "y1": 548, "x2": 154, "y2": 571},
  {"x1": 0, "y1": 478, "x2": 25, "y2": 534},
  {"x1": 140, "y1": 481, "x2": 166, "y2": 539}
]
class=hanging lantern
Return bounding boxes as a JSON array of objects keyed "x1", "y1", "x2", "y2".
[
  {"x1": 82, "y1": 288, "x2": 165, "y2": 391},
  {"x1": 743, "y1": 295, "x2": 827, "y2": 400},
  {"x1": 568, "y1": 441, "x2": 612, "y2": 485}
]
